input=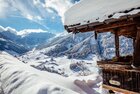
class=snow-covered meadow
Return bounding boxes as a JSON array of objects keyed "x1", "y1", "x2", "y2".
[{"x1": 0, "y1": 52, "x2": 103, "y2": 94}]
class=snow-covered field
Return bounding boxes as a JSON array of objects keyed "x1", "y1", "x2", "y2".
[
  {"x1": 0, "y1": 52, "x2": 103, "y2": 94},
  {"x1": 19, "y1": 48, "x2": 101, "y2": 76}
]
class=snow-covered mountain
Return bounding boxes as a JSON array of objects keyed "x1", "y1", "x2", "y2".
[
  {"x1": 97, "y1": 32, "x2": 134, "y2": 59},
  {"x1": 18, "y1": 31, "x2": 55, "y2": 49},
  {"x1": 26, "y1": 31, "x2": 133, "y2": 61},
  {"x1": 0, "y1": 26, "x2": 55, "y2": 49},
  {"x1": 0, "y1": 25, "x2": 133, "y2": 59},
  {"x1": 35, "y1": 32, "x2": 98, "y2": 60},
  {"x1": 0, "y1": 26, "x2": 55, "y2": 55},
  {"x1": 0, "y1": 33, "x2": 28, "y2": 55}
]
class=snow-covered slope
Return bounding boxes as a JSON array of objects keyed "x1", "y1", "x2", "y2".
[
  {"x1": 0, "y1": 33, "x2": 28, "y2": 55},
  {"x1": 25, "y1": 32, "x2": 133, "y2": 61},
  {"x1": 0, "y1": 52, "x2": 102, "y2": 94},
  {"x1": 36, "y1": 32, "x2": 98, "y2": 60},
  {"x1": 97, "y1": 32, "x2": 133, "y2": 59}
]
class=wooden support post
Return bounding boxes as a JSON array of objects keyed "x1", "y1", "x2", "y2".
[
  {"x1": 133, "y1": 38, "x2": 136, "y2": 65},
  {"x1": 95, "y1": 31, "x2": 98, "y2": 40},
  {"x1": 133, "y1": 26, "x2": 140, "y2": 67},
  {"x1": 95, "y1": 31, "x2": 102, "y2": 56},
  {"x1": 114, "y1": 29, "x2": 120, "y2": 59}
]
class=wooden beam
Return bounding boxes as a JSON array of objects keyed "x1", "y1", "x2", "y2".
[
  {"x1": 111, "y1": 25, "x2": 137, "y2": 38},
  {"x1": 67, "y1": 18, "x2": 136, "y2": 34},
  {"x1": 114, "y1": 29, "x2": 120, "y2": 59},
  {"x1": 103, "y1": 84, "x2": 139, "y2": 94},
  {"x1": 95, "y1": 23, "x2": 135, "y2": 32}
]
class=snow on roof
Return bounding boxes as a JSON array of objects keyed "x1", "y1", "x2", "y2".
[{"x1": 64, "y1": 0, "x2": 140, "y2": 26}]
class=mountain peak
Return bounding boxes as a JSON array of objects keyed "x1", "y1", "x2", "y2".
[
  {"x1": 0, "y1": 26, "x2": 17, "y2": 34},
  {"x1": 17, "y1": 29, "x2": 48, "y2": 37}
]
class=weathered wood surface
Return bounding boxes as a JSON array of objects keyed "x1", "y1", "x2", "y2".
[
  {"x1": 98, "y1": 63, "x2": 140, "y2": 93},
  {"x1": 103, "y1": 85, "x2": 139, "y2": 94}
]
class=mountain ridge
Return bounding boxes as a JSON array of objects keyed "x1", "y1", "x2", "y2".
[{"x1": 0, "y1": 26, "x2": 55, "y2": 55}]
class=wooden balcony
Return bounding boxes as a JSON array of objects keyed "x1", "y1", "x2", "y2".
[{"x1": 97, "y1": 61, "x2": 140, "y2": 93}]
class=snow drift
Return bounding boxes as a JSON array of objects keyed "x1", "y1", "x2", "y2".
[{"x1": 0, "y1": 52, "x2": 102, "y2": 94}]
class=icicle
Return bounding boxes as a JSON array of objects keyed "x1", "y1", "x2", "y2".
[
  {"x1": 72, "y1": 33, "x2": 76, "y2": 41},
  {"x1": 71, "y1": 33, "x2": 76, "y2": 64}
]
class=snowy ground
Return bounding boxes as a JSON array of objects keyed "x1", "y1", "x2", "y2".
[
  {"x1": 17, "y1": 49, "x2": 123, "y2": 94},
  {"x1": 0, "y1": 52, "x2": 103, "y2": 94},
  {"x1": 18, "y1": 49, "x2": 101, "y2": 76}
]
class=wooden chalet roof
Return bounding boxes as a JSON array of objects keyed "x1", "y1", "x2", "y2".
[
  {"x1": 64, "y1": 0, "x2": 140, "y2": 38},
  {"x1": 65, "y1": 13, "x2": 140, "y2": 38}
]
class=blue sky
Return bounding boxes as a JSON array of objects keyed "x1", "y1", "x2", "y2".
[{"x1": 0, "y1": 0, "x2": 80, "y2": 33}]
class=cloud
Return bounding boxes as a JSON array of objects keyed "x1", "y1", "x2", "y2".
[
  {"x1": 9, "y1": 0, "x2": 43, "y2": 20},
  {"x1": 0, "y1": 0, "x2": 11, "y2": 18},
  {"x1": 0, "y1": 0, "x2": 74, "y2": 22},
  {"x1": 7, "y1": 0, "x2": 50, "y2": 30},
  {"x1": 0, "y1": 0, "x2": 46, "y2": 21},
  {"x1": 0, "y1": 0, "x2": 77, "y2": 31},
  {"x1": 45, "y1": 0, "x2": 73, "y2": 22}
]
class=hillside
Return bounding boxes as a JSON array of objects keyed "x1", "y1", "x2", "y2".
[{"x1": 22, "y1": 32, "x2": 133, "y2": 61}]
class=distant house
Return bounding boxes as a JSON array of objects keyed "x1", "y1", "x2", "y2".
[{"x1": 64, "y1": 0, "x2": 140, "y2": 93}]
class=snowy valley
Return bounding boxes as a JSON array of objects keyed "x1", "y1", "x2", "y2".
[{"x1": 0, "y1": 27, "x2": 133, "y2": 94}]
